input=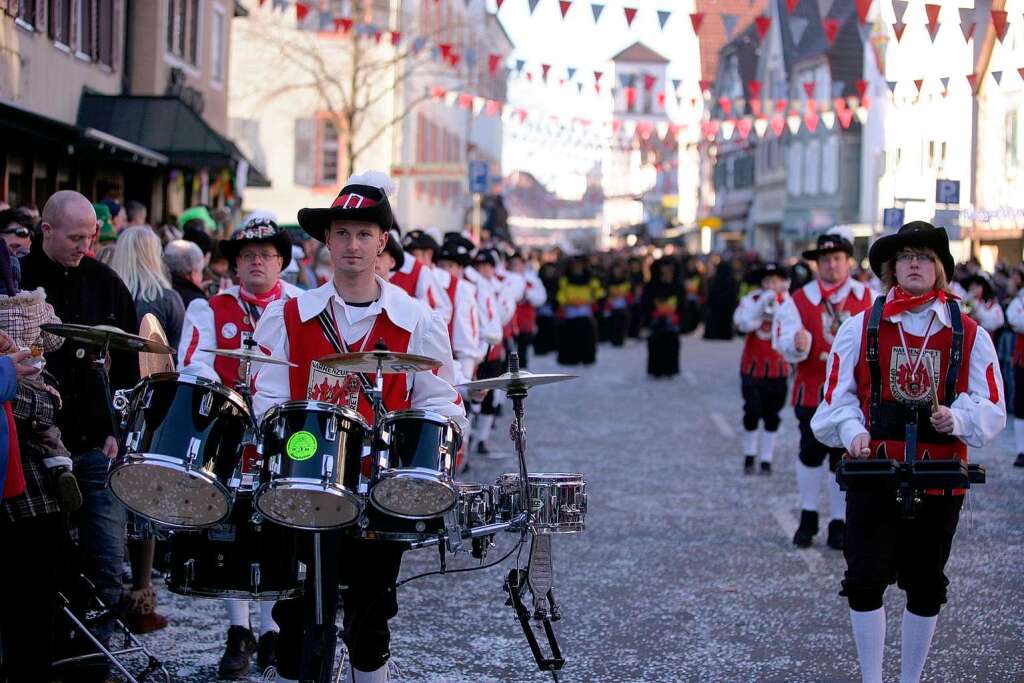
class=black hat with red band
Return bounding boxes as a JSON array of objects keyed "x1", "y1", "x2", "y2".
[{"x1": 297, "y1": 172, "x2": 396, "y2": 242}]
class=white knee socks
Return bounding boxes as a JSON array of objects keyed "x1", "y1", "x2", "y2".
[
  {"x1": 850, "y1": 607, "x2": 885, "y2": 683},
  {"x1": 225, "y1": 599, "x2": 249, "y2": 628},
  {"x1": 759, "y1": 430, "x2": 777, "y2": 463},
  {"x1": 796, "y1": 462, "x2": 825, "y2": 511},
  {"x1": 260, "y1": 601, "x2": 278, "y2": 635},
  {"x1": 474, "y1": 414, "x2": 495, "y2": 444},
  {"x1": 352, "y1": 663, "x2": 389, "y2": 683},
  {"x1": 900, "y1": 609, "x2": 937, "y2": 683},
  {"x1": 1014, "y1": 418, "x2": 1024, "y2": 455},
  {"x1": 742, "y1": 428, "x2": 759, "y2": 456},
  {"x1": 828, "y1": 473, "x2": 846, "y2": 521}
]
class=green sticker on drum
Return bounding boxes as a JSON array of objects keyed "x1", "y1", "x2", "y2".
[{"x1": 286, "y1": 431, "x2": 317, "y2": 461}]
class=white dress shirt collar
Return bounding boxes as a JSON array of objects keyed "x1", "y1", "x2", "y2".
[{"x1": 295, "y1": 275, "x2": 420, "y2": 331}]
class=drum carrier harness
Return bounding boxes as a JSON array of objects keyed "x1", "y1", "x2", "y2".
[{"x1": 865, "y1": 296, "x2": 963, "y2": 461}]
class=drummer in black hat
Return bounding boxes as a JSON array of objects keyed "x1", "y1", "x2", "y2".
[
  {"x1": 178, "y1": 215, "x2": 302, "y2": 678},
  {"x1": 772, "y1": 230, "x2": 875, "y2": 549},
  {"x1": 434, "y1": 234, "x2": 482, "y2": 384},
  {"x1": 251, "y1": 171, "x2": 465, "y2": 683},
  {"x1": 733, "y1": 262, "x2": 791, "y2": 474},
  {"x1": 811, "y1": 221, "x2": 1005, "y2": 683},
  {"x1": 962, "y1": 272, "x2": 1005, "y2": 335}
]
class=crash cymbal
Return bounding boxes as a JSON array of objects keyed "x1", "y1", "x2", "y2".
[
  {"x1": 41, "y1": 323, "x2": 175, "y2": 355},
  {"x1": 138, "y1": 314, "x2": 175, "y2": 378},
  {"x1": 318, "y1": 350, "x2": 442, "y2": 374},
  {"x1": 456, "y1": 370, "x2": 577, "y2": 392},
  {"x1": 201, "y1": 348, "x2": 297, "y2": 367}
]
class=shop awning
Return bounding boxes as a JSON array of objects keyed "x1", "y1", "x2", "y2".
[{"x1": 77, "y1": 94, "x2": 270, "y2": 187}]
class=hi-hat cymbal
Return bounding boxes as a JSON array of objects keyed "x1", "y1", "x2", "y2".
[
  {"x1": 456, "y1": 370, "x2": 577, "y2": 392},
  {"x1": 42, "y1": 323, "x2": 175, "y2": 355},
  {"x1": 138, "y1": 314, "x2": 175, "y2": 378},
  {"x1": 318, "y1": 350, "x2": 441, "y2": 374},
  {"x1": 201, "y1": 348, "x2": 297, "y2": 367}
]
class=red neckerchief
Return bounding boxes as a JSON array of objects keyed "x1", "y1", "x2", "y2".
[
  {"x1": 239, "y1": 280, "x2": 283, "y2": 310},
  {"x1": 881, "y1": 286, "x2": 957, "y2": 319},
  {"x1": 817, "y1": 276, "x2": 849, "y2": 302}
]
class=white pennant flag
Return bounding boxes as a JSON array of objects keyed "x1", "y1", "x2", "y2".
[
  {"x1": 855, "y1": 106, "x2": 868, "y2": 125},
  {"x1": 787, "y1": 113, "x2": 801, "y2": 134},
  {"x1": 655, "y1": 121, "x2": 669, "y2": 138},
  {"x1": 444, "y1": 91, "x2": 459, "y2": 107},
  {"x1": 821, "y1": 110, "x2": 836, "y2": 129},
  {"x1": 623, "y1": 120, "x2": 637, "y2": 137},
  {"x1": 473, "y1": 96, "x2": 486, "y2": 115},
  {"x1": 721, "y1": 119, "x2": 736, "y2": 140},
  {"x1": 753, "y1": 118, "x2": 768, "y2": 137}
]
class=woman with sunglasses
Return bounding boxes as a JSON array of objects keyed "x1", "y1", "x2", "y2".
[{"x1": 0, "y1": 209, "x2": 35, "y2": 259}]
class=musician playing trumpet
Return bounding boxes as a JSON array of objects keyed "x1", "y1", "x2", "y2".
[
  {"x1": 810, "y1": 222, "x2": 1005, "y2": 683},
  {"x1": 772, "y1": 231, "x2": 874, "y2": 549}
]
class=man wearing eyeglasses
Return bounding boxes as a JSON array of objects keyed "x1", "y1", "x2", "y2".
[
  {"x1": 0, "y1": 209, "x2": 35, "y2": 259},
  {"x1": 178, "y1": 216, "x2": 302, "y2": 679}
]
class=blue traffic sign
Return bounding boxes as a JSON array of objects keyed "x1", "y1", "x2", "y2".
[
  {"x1": 883, "y1": 207, "x2": 905, "y2": 231},
  {"x1": 468, "y1": 161, "x2": 489, "y2": 194},
  {"x1": 935, "y1": 179, "x2": 960, "y2": 205}
]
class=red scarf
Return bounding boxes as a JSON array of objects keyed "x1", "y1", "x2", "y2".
[
  {"x1": 817, "y1": 276, "x2": 849, "y2": 302},
  {"x1": 239, "y1": 281, "x2": 284, "y2": 311},
  {"x1": 881, "y1": 286, "x2": 957, "y2": 319}
]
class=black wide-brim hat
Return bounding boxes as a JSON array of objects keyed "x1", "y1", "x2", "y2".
[
  {"x1": 438, "y1": 235, "x2": 475, "y2": 267},
  {"x1": 402, "y1": 229, "x2": 439, "y2": 252},
  {"x1": 297, "y1": 184, "x2": 395, "y2": 242},
  {"x1": 751, "y1": 261, "x2": 789, "y2": 284},
  {"x1": 801, "y1": 233, "x2": 854, "y2": 260},
  {"x1": 868, "y1": 221, "x2": 955, "y2": 280},
  {"x1": 963, "y1": 273, "x2": 994, "y2": 300},
  {"x1": 220, "y1": 217, "x2": 293, "y2": 270}
]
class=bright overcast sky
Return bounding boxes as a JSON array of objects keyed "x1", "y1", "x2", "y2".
[{"x1": 496, "y1": 0, "x2": 699, "y2": 195}]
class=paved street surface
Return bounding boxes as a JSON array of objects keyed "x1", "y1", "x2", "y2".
[{"x1": 136, "y1": 336, "x2": 1024, "y2": 682}]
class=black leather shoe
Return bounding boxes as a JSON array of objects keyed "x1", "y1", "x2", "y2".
[
  {"x1": 1014, "y1": 453, "x2": 1024, "y2": 468},
  {"x1": 744, "y1": 455, "x2": 755, "y2": 474},
  {"x1": 477, "y1": 440, "x2": 490, "y2": 455},
  {"x1": 793, "y1": 510, "x2": 819, "y2": 548},
  {"x1": 826, "y1": 520, "x2": 845, "y2": 550},
  {"x1": 218, "y1": 626, "x2": 257, "y2": 679},
  {"x1": 257, "y1": 630, "x2": 278, "y2": 673},
  {"x1": 759, "y1": 462, "x2": 772, "y2": 475}
]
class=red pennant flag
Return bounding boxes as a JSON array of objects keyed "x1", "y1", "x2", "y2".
[
  {"x1": 854, "y1": 79, "x2": 867, "y2": 99},
  {"x1": 893, "y1": 23, "x2": 906, "y2": 42},
  {"x1": 690, "y1": 12, "x2": 704, "y2": 34},
  {"x1": 458, "y1": 94, "x2": 473, "y2": 110},
  {"x1": 751, "y1": 99, "x2": 763, "y2": 117},
  {"x1": 804, "y1": 111, "x2": 819, "y2": 133},
  {"x1": 775, "y1": 99, "x2": 788, "y2": 113},
  {"x1": 541, "y1": 63, "x2": 551, "y2": 80},
  {"x1": 516, "y1": 109, "x2": 528, "y2": 123},
  {"x1": 770, "y1": 115, "x2": 785, "y2": 136},
  {"x1": 439, "y1": 43, "x2": 453, "y2": 59},
  {"x1": 559, "y1": 0, "x2": 571, "y2": 18},
  {"x1": 612, "y1": 119, "x2": 623, "y2": 134},
  {"x1": 718, "y1": 96, "x2": 732, "y2": 114},
  {"x1": 390, "y1": 31, "x2": 401, "y2": 45},
  {"x1": 737, "y1": 118, "x2": 753, "y2": 140},
  {"x1": 755, "y1": 15, "x2": 771, "y2": 41},
  {"x1": 485, "y1": 100, "x2": 501, "y2": 116},
  {"x1": 699, "y1": 80, "x2": 712, "y2": 93},
  {"x1": 496, "y1": 0, "x2": 505, "y2": 8},
  {"x1": 802, "y1": 82, "x2": 815, "y2": 98},
  {"x1": 838, "y1": 108, "x2": 854, "y2": 129},
  {"x1": 373, "y1": 30, "x2": 383, "y2": 44},
  {"x1": 448, "y1": 53, "x2": 462, "y2": 68},
  {"x1": 992, "y1": 10, "x2": 1008, "y2": 41},
  {"x1": 967, "y1": 73, "x2": 979, "y2": 93},
  {"x1": 657, "y1": 92, "x2": 666, "y2": 108},
  {"x1": 913, "y1": 79, "x2": 923, "y2": 93},
  {"x1": 855, "y1": 0, "x2": 871, "y2": 24},
  {"x1": 488, "y1": 53, "x2": 502, "y2": 77},
  {"x1": 430, "y1": 86, "x2": 446, "y2": 101},
  {"x1": 295, "y1": 1, "x2": 310, "y2": 21},
  {"x1": 961, "y1": 22, "x2": 976, "y2": 42},
  {"x1": 594, "y1": 71, "x2": 603, "y2": 83},
  {"x1": 822, "y1": 18, "x2": 840, "y2": 45},
  {"x1": 625, "y1": 87, "x2": 638, "y2": 108},
  {"x1": 637, "y1": 121, "x2": 653, "y2": 139},
  {"x1": 786, "y1": 0, "x2": 800, "y2": 14},
  {"x1": 747, "y1": 80, "x2": 762, "y2": 98},
  {"x1": 334, "y1": 17, "x2": 353, "y2": 33},
  {"x1": 1019, "y1": 67, "x2": 1024, "y2": 82},
  {"x1": 643, "y1": 73, "x2": 658, "y2": 91},
  {"x1": 624, "y1": 7, "x2": 637, "y2": 26},
  {"x1": 924, "y1": 3, "x2": 940, "y2": 33},
  {"x1": 833, "y1": 97, "x2": 846, "y2": 112},
  {"x1": 258, "y1": 0, "x2": 266, "y2": 5},
  {"x1": 526, "y1": 72, "x2": 534, "y2": 82}
]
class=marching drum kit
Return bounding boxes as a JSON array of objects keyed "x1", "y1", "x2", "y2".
[{"x1": 41, "y1": 320, "x2": 587, "y2": 682}]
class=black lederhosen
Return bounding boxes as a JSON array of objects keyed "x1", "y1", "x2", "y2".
[
  {"x1": 475, "y1": 357, "x2": 506, "y2": 416},
  {"x1": 273, "y1": 535, "x2": 405, "y2": 678},
  {"x1": 741, "y1": 375, "x2": 788, "y2": 432},
  {"x1": 794, "y1": 404, "x2": 846, "y2": 470},
  {"x1": 841, "y1": 491, "x2": 963, "y2": 616},
  {"x1": 1014, "y1": 365, "x2": 1024, "y2": 418}
]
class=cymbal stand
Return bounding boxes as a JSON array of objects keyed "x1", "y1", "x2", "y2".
[
  {"x1": 93, "y1": 337, "x2": 122, "y2": 443},
  {"x1": 504, "y1": 352, "x2": 532, "y2": 524}
]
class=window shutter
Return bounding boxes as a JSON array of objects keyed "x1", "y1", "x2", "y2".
[{"x1": 294, "y1": 118, "x2": 315, "y2": 187}]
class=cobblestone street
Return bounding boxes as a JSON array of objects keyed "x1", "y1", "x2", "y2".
[{"x1": 139, "y1": 336, "x2": 1024, "y2": 682}]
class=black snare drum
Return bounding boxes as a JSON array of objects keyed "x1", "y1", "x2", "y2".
[
  {"x1": 165, "y1": 494, "x2": 304, "y2": 600},
  {"x1": 357, "y1": 482, "x2": 492, "y2": 543},
  {"x1": 370, "y1": 410, "x2": 461, "y2": 519},
  {"x1": 255, "y1": 401, "x2": 368, "y2": 530},
  {"x1": 109, "y1": 373, "x2": 250, "y2": 528}
]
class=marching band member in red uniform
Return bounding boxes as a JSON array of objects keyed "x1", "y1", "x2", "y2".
[
  {"x1": 434, "y1": 234, "x2": 482, "y2": 385},
  {"x1": 773, "y1": 232, "x2": 874, "y2": 549},
  {"x1": 252, "y1": 172, "x2": 466, "y2": 683},
  {"x1": 386, "y1": 225, "x2": 450, "y2": 323},
  {"x1": 177, "y1": 217, "x2": 301, "y2": 679},
  {"x1": 811, "y1": 222, "x2": 1005, "y2": 683},
  {"x1": 508, "y1": 251, "x2": 547, "y2": 368},
  {"x1": 733, "y1": 262, "x2": 790, "y2": 474},
  {"x1": 962, "y1": 273, "x2": 1004, "y2": 336}
]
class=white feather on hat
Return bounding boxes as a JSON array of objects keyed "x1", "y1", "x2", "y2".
[
  {"x1": 822, "y1": 225, "x2": 854, "y2": 243},
  {"x1": 346, "y1": 171, "x2": 397, "y2": 198}
]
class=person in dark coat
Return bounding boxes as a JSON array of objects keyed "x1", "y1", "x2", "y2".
[
  {"x1": 555, "y1": 257, "x2": 604, "y2": 366},
  {"x1": 533, "y1": 261, "x2": 560, "y2": 356},
  {"x1": 164, "y1": 238, "x2": 209, "y2": 309},
  {"x1": 703, "y1": 259, "x2": 739, "y2": 340},
  {"x1": 642, "y1": 258, "x2": 685, "y2": 377}
]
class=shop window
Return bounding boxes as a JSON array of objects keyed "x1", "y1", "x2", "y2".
[{"x1": 167, "y1": 0, "x2": 199, "y2": 67}]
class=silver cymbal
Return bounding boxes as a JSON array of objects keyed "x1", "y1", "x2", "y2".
[
  {"x1": 456, "y1": 370, "x2": 577, "y2": 392},
  {"x1": 318, "y1": 350, "x2": 442, "y2": 373},
  {"x1": 42, "y1": 323, "x2": 175, "y2": 355},
  {"x1": 201, "y1": 348, "x2": 297, "y2": 367}
]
